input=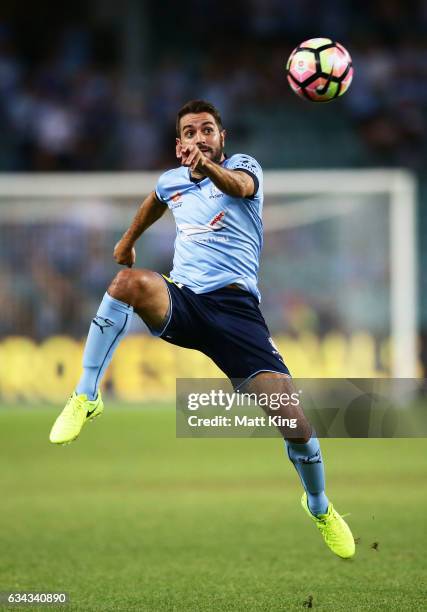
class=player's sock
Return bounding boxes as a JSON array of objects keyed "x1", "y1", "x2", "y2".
[
  {"x1": 76, "y1": 292, "x2": 133, "y2": 400},
  {"x1": 285, "y1": 435, "x2": 329, "y2": 516}
]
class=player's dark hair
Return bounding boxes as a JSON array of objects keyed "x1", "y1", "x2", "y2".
[{"x1": 176, "y1": 100, "x2": 223, "y2": 136}]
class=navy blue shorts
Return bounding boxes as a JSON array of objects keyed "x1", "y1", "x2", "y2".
[{"x1": 150, "y1": 276, "x2": 290, "y2": 386}]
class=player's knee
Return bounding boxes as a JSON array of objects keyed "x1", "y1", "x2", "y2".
[{"x1": 108, "y1": 268, "x2": 154, "y2": 305}]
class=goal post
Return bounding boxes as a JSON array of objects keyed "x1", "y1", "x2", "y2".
[{"x1": 262, "y1": 169, "x2": 418, "y2": 378}]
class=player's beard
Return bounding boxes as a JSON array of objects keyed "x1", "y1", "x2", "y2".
[{"x1": 199, "y1": 144, "x2": 224, "y2": 164}]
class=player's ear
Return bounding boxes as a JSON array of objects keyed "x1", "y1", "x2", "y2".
[
  {"x1": 176, "y1": 138, "x2": 182, "y2": 159},
  {"x1": 220, "y1": 129, "x2": 226, "y2": 147}
]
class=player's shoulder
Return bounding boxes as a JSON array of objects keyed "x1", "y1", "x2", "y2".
[
  {"x1": 156, "y1": 165, "x2": 187, "y2": 188},
  {"x1": 156, "y1": 166, "x2": 188, "y2": 203},
  {"x1": 225, "y1": 153, "x2": 263, "y2": 175}
]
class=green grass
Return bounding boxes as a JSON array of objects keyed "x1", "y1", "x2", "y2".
[{"x1": 1, "y1": 404, "x2": 426, "y2": 611}]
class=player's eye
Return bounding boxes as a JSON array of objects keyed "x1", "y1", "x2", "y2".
[
  {"x1": 204, "y1": 128, "x2": 213, "y2": 134},
  {"x1": 185, "y1": 131, "x2": 193, "y2": 138}
]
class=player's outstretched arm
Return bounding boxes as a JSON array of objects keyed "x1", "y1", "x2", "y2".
[
  {"x1": 114, "y1": 191, "x2": 167, "y2": 267},
  {"x1": 202, "y1": 160, "x2": 255, "y2": 198},
  {"x1": 179, "y1": 144, "x2": 255, "y2": 198}
]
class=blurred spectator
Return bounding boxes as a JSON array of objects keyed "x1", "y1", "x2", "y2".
[
  {"x1": 0, "y1": 2, "x2": 426, "y2": 171},
  {"x1": 116, "y1": 92, "x2": 163, "y2": 170}
]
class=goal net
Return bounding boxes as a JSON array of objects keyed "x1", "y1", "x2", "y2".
[{"x1": 0, "y1": 169, "x2": 417, "y2": 402}]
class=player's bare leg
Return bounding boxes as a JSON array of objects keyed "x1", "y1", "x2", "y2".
[
  {"x1": 75, "y1": 267, "x2": 170, "y2": 400},
  {"x1": 107, "y1": 268, "x2": 170, "y2": 331},
  {"x1": 244, "y1": 371, "x2": 327, "y2": 512},
  {"x1": 244, "y1": 372, "x2": 355, "y2": 558},
  {"x1": 49, "y1": 268, "x2": 169, "y2": 444},
  {"x1": 244, "y1": 372, "x2": 311, "y2": 442}
]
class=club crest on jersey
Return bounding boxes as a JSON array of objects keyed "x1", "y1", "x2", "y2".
[{"x1": 209, "y1": 184, "x2": 224, "y2": 199}]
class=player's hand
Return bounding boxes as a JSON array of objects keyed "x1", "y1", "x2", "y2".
[
  {"x1": 113, "y1": 240, "x2": 136, "y2": 268},
  {"x1": 177, "y1": 144, "x2": 208, "y2": 172}
]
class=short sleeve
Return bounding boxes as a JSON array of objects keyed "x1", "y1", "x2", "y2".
[
  {"x1": 155, "y1": 173, "x2": 169, "y2": 205},
  {"x1": 227, "y1": 154, "x2": 263, "y2": 197}
]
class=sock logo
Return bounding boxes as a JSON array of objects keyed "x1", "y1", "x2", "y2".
[
  {"x1": 92, "y1": 316, "x2": 114, "y2": 333},
  {"x1": 300, "y1": 451, "x2": 322, "y2": 465}
]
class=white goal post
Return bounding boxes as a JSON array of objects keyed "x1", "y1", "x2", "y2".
[
  {"x1": 0, "y1": 168, "x2": 417, "y2": 377},
  {"x1": 264, "y1": 170, "x2": 418, "y2": 378}
]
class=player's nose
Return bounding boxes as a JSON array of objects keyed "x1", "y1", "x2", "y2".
[{"x1": 196, "y1": 130, "x2": 207, "y2": 144}]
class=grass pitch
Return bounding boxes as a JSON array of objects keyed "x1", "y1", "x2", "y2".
[{"x1": 1, "y1": 404, "x2": 426, "y2": 611}]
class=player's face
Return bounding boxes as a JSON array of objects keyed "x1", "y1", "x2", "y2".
[{"x1": 177, "y1": 112, "x2": 226, "y2": 163}]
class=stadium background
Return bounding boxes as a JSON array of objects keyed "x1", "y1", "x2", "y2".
[
  {"x1": 0, "y1": 0, "x2": 426, "y2": 401},
  {"x1": 1, "y1": 2, "x2": 426, "y2": 611}
]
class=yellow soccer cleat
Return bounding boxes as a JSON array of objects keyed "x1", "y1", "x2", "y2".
[
  {"x1": 49, "y1": 391, "x2": 104, "y2": 445},
  {"x1": 301, "y1": 493, "x2": 355, "y2": 559}
]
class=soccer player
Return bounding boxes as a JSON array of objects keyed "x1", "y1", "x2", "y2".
[{"x1": 49, "y1": 100, "x2": 355, "y2": 558}]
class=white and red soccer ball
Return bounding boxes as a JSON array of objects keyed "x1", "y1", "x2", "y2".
[{"x1": 286, "y1": 38, "x2": 353, "y2": 102}]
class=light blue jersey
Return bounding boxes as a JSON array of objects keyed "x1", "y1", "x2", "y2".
[{"x1": 155, "y1": 154, "x2": 263, "y2": 301}]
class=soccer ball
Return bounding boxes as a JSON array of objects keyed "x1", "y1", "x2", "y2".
[{"x1": 286, "y1": 38, "x2": 353, "y2": 102}]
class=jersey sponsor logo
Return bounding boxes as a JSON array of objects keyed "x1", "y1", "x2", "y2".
[
  {"x1": 169, "y1": 191, "x2": 183, "y2": 208},
  {"x1": 177, "y1": 210, "x2": 228, "y2": 242},
  {"x1": 178, "y1": 210, "x2": 226, "y2": 235},
  {"x1": 209, "y1": 210, "x2": 225, "y2": 228},
  {"x1": 171, "y1": 191, "x2": 182, "y2": 202}
]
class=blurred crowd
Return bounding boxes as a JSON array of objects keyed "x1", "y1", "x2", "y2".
[
  {"x1": 0, "y1": 208, "x2": 389, "y2": 341},
  {"x1": 0, "y1": 221, "x2": 115, "y2": 338},
  {"x1": 0, "y1": 0, "x2": 426, "y2": 171}
]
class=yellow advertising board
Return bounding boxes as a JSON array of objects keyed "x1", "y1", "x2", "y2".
[{"x1": 0, "y1": 332, "x2": 402, "y2": 403}]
